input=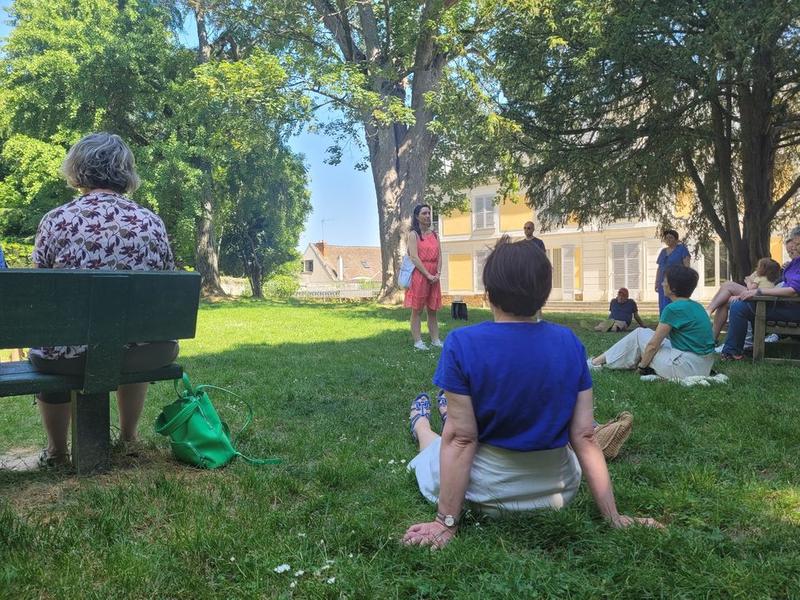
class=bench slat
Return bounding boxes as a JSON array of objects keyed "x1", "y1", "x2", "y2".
[
  {"x1": 0, "y1": 361, "x2": 182, "y2": 397},
  {"x1": 0, "y1": 270, "x2": 200, "y2": 348}
]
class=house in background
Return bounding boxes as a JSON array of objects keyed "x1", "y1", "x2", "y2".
[
  {"x1": 439, "y1": 182, "x2": 787, "y2": 303},
  {"x1": 299, "y1": 242, "x2": 382, "y2": 294}
]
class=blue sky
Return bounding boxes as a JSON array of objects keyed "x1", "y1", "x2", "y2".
[{"x1": 0, "y1": 7, "x2": 380, "y2": 251}]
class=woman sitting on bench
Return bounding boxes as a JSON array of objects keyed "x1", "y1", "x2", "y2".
[
  {"x1": 719, "y1": 226, "x2": 800, "y2": 361},
  {"x1": 30, "y1": 133, "x2": 177, "y2": 468}
]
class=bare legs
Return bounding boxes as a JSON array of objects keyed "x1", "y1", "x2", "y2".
[
  {"x1": 412, "y1": 418, "x2": 439, "y2": 451},
  {"x1": 707, "y1": 282, "x2": 747, "y2": 341},
  {"x1": 410, "y1": 308, "x2": 440, "y2": 345},
  {"x1": 410, "y1": 308, "x2": 423, "y2": 343},
  {"x1": 116, "y1": 382, "x2": 148, "y2": 442},
  {"x1": 428, "y1": 310, "x2": 440, "y2": 344},
  {"x1": 37, "y1": 382, "x2": 149, "y2": 458},
  {"x1": 712, "y1": 306, "x2": 729, "y2": 341},
  {"x1": 37, "y1": 400, "x2": 71, "y2": 459},
  {"x1": 707, "y1": 282, "x2": 746, "y2": 315}
]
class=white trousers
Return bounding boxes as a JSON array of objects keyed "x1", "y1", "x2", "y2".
[{"x1": 603, "y1": 328, "x2": 714, "y2": 380}]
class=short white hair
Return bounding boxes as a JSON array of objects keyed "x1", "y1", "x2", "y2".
[{"x1": 61, "y1": 132, "x2": 140, "y2": 194}]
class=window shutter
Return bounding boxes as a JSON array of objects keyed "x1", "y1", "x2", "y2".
[
  {"x1": 612, "y1": 243, "x2": 626, "y2": 289},
  {"x1": 626, "y1": 243, "x2": 640, "y2": 290}
]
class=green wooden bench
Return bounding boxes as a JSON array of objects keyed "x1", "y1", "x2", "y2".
[
  {"x1": 748, "y1": 296, "x2": 800, "y2": 364},
  {"x1": 0, "y1": 269, "x2": 201, "y2": 473}
]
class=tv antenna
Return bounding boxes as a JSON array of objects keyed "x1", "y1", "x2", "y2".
[{"x1": 321, "y1": 218, "x2": 335, "y2": 241}]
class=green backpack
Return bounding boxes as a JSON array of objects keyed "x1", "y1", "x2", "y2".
[{"x1": 155, "y1": 374, "x2": 280, "y2": 469}]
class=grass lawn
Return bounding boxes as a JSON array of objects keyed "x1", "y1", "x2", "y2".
[{"x1": 2, "y1": 300, "x2": 800, "y2": 598}]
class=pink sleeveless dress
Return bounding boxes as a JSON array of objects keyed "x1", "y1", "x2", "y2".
[{"x1": 404, "y1": 232, "x2": 442, "y2": 311}]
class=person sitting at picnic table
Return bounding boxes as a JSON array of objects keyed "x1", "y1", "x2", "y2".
[
  {"x1": 402, "y1": 237, "x2": 662, "y2": 549},
  {"x1": 30, "y1": 132, "x2": 177, "y2": 467},
  {"x1": 719, "y1": 225, "x2": 800, "y2": 361},
  {"x1": 588, "y1": 265, "x2": 715, "y2": 379},
  {"x1": 706, "y1": 257, "x2": 782, "y2": 342},
  {"x1": 594, "y1": 287, "x2": 646, "y2": 332}
]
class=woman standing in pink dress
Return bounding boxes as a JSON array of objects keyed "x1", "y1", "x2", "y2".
[{"x1": 404, "y1": 204, "x2": 442, "y2": 350}]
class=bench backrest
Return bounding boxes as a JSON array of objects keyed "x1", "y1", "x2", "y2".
[{"x1": 0, "y1": 269, "x2": 201, "y2": 392}]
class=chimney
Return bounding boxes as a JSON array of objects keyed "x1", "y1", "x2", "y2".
[
  {"x1": 338, "y1": 255, "x2": 344, "y2": 281},
  {"x1": 315, "y1": 241, "x2": 325, "y2": 256}
]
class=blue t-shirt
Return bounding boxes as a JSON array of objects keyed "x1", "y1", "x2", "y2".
[
  {"x1": 0, "y1": 243, "x2": 6, "y2": 269},
  {"x1": 609, "y1": 299, "x2": 638, "y2": 324},
  {"x1": 433, "y1": 321, "x2": 592, "y2": 452},
  {"x1": 656, "y1": 244, "x2": 690, "y2": 285}
]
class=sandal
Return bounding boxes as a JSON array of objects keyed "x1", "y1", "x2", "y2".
[
  {"x1": 38, "y1": 449, "x2": 70, "y2": 469},
  {"x1": 409, "y1": 393, "x2": 432, "y2": 442},
  {"x1": 436, "y1": 389, "x2": 448, "y2": 427}
]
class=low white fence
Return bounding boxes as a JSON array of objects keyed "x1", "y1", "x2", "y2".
[{"x1": 295, "y1": 282, "x2": 380, "y2": 300}]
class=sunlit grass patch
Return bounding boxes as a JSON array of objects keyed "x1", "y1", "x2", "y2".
[{"x1": 1, "y1": 300, "x2": 800, "y2": 597}]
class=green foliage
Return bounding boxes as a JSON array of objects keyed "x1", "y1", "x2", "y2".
[
  {"x1": 0, "y1": 0, "x2": 312, "y2": 279},
  {"x1": 493, "y1": 0, "x2": 800, "y2": 275},
  {"x1": 0, "y1": 238, "x2": 34, "y2": 267},
  {"x1": 0, "y1": 135, "x2": 70, "y2": 235},
  {"x1": 262, "y1": 273, "x2": 300, "y2": 298}
]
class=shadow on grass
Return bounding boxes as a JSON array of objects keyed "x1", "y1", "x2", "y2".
[{"x1": 2, "y1": 315, "x2": 800, "y2": 597}]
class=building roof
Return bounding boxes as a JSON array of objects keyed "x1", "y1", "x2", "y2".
[{"x1": 309, "y1": 242, "x2": 383, "y2": 282}]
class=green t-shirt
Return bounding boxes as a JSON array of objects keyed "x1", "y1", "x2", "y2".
[{"x1": 660, "y1": 299, "x2": 715, "y2": 355}]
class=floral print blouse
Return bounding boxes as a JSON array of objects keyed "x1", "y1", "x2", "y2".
[{"x1": 31, "y1": 191, "x2": 175, "y2": 360}]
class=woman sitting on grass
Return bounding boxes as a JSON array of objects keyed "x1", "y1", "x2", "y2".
[
  {"x1": 402, "y1": 237, "x2": 661, "y2": 549},
  {"x1": 588, "y1": 265, "x2": 715, "y2": 379}
]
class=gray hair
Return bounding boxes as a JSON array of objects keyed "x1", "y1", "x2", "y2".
[
  {"x1": 61, "y1": 132, "x2": 140, "y2": 194},
  {"x1": 789, "y1": 225, "x2": 800, "y2": 241}
]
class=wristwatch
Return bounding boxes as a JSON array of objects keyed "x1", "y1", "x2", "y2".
[{"x1": 436, "y1": 512, "x2": 458, "y2": 528}]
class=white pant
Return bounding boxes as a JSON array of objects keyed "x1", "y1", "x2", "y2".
[{"x1": 603, "y1": 328, "x2": 714, "y2": 380}]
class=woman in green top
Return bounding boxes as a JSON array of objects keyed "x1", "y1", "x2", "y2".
[{"x1": 589, "y1": 266, "x2": 715, "y2": 380}]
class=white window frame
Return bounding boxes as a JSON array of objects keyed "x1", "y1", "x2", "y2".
[
  {"x1": 474, "y1": 248, "x2": 491, "y2": 291},
  {"x1": 303, "y1": 259, "x2": 314, "y2": 273},
  {"x1": 610, "y1": 241, "x2": 642, "y2": 295},
  {"x1": 548, "y1": 248, "x2": 563, "y2": 289},
  {"x1": 472, "y1": 195, "x2": 496, "y2": 231}
]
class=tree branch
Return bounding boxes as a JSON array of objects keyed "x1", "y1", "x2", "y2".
[
  {"x1": 769, "y1": 173, "x2": 800, "y2": 221},
  {"x1": 311, "y1": 0, "x2": 365, "y2": 62},
  {"x1": 682, "y1": 150, "x2": 728, "y2": 244},
  {"x1": 357, "y1": 1, "x2": 382, "y2": 64}
]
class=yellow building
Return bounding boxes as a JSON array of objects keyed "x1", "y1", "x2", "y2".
[{"x1": 439, "y1": 182, "x2": 787, "y2": 302}]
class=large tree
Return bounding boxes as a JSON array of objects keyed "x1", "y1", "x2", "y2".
[
  {"x1": 0, "y1": 0, "x2": 311, "y2": 290},
  {"x1": 220, "y1": 0, "x2": 506, "y2": 300},
  {"x1": 494, "y1": 0, "x2": 800, "y2": 280}
]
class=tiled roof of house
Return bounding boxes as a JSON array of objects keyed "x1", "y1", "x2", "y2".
[{"x1": 312, "y1": 242, "x2": 382, "y2": 282}]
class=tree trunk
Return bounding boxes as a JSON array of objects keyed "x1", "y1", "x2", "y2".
[
  {"x1": 243, "y1": 233, "x2": 264, "y2": 299},
  {"x1": 248, "y1": 266, "x2": 263, "y2": 299},
  {"x1": 368, "y1": 118, "x2": 439, "y2": 304},
  {"x1": 738, "y1": 48, "x2": 776, "y2": 275},
  {"x1": 195, "y1": 189, "x2": 225, "y2": 295},
  {"x1": 709, "y1": 96, "x2": 750, "y2": 281},
  {"x1": 189, "y1": 3, "x2": 225, "y2": 295}
]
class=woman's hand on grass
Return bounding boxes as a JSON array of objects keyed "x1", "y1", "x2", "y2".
[
  {"x1": 402, "y1": 521, "x2": 456, "y2": 549},
  {"x1": 608, "y1": 514, "x2": 664, "y2": 529}
]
